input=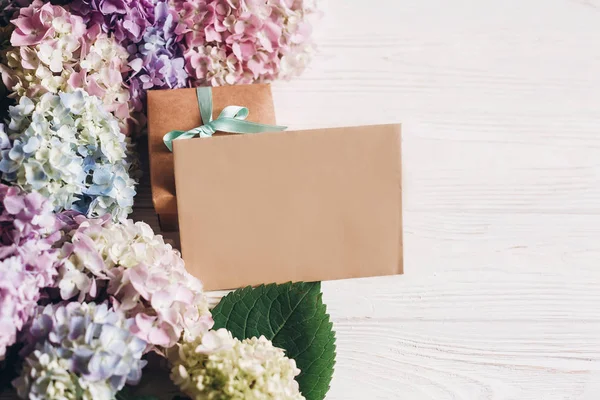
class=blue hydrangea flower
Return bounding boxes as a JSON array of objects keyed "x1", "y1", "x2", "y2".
[
  {"x1": 14, "y1": 302, "x2": 148, "y2": 400},
  {"x1": 0, "y1": 90, "x2": 136, "y2": 220}
]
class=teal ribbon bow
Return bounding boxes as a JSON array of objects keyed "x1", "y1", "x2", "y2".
[{"x1": 163, "y1": 87, "x2": 287, "y2": 151}]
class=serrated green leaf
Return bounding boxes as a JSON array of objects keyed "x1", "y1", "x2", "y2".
[{"x1": 211, "y1": 282, "x2": 336, "y2": 400}]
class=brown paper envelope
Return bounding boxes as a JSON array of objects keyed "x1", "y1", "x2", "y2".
[
  {"x1": 173, "y1": 124, "x2": 403, "y2": 291},
  {"x1": 147, "y1": 84, "x2": 276, "y2": 231}
]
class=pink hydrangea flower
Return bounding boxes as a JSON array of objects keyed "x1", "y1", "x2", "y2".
[
  {"x1": 0, "y1": 183, "x2": 61, "y2": 360},
  {"x1": 173, "y1": 0, "x2": 319, "y2": 86},
  {"x1": 10, "y1": 1, "x2": 82, "y2": 46},
  {"x1": 0, "y1": 1, "x2": 134, "y2": 135},
  {"x1": 54, "y1": 213, "x2": 213, "y2": 351}
]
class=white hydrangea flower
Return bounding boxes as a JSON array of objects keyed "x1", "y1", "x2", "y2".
[
  {"x1": 55, "y1": 215, "x2": 212, "y2": 350},
  {"x1": 13, "y1": 343, "x2": 114, "y2": 400},
  {"x1": 0, "y1": 90, "x2": 136, "y2": 219},
  {"x1": 0, "y1": 3, "x2": 134, "y2": 134},
  {"x1": 170, "y1": 329, "x2": 305, "y2": 400}
]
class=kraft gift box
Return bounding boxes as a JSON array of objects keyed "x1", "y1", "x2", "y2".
[
  {"x1": 173, "y1": 124, "x2": 403, "y2": 291},
  {"x1": 147, "y1": 84, "x2": 277, "y2": 231}
]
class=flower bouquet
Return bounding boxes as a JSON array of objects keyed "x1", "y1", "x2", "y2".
[
  {"x1": 0, "y1": 0, "x2": 319, "y2": 136},
  {"x1": 0, "y1": 1, "x2": 336, "y2": 400},
  {"x1": 1, "y1": 182, "x2": 335, "y2": 400}
]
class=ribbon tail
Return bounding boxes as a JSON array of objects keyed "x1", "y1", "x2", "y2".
[{"x1": 163, "y1": 130, "x2": 198, "y2": 151}]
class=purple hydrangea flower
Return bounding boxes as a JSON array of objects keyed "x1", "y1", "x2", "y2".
[
  {"x1": 127, "y1": 0, "x2": 189, "y2": 112},
  {"x1": 14, "y1": 302, "x2": 148, "y2": 400},
  {"x1": 71, "y1": 0, "x2": 189, "y2": 117},
  {"x1": 70, "y1": 0, "x2": 156, "y2": 45}
]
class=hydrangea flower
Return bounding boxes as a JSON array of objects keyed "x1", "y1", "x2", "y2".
[
  {"x1": 12, "y1": 343, "x2": 111, "y2": 400},
  {"x1": 174, "y1": 0, "x2": 319, "y2": 86},
  {"x1": 170, "y1": 329, "x2": 305, "y2": 400},
  {"x1": 70, "y1": 0, "x2": 156, "y2": 46},
  {"x1": 71, "y1": 0, "x2": 189, "y2": 116},
  {"x1": 127, "y1": 0, "x2": 189, "y2": 112},
  {"x1": 0, "y1": 90, "x2": 136, "y2": 220},
  {"x1": 13, "y1": 302, "x2": 148, "y2": 400},
  {"x1": 0, "y1": 183, "x2": 60, "y2": 361},
  {"x1": 0, "y1": 0, "x2": 134, "y2": 134},
  {"x1": 55, "y1": 214, "x2": 213, "y2": 351}
]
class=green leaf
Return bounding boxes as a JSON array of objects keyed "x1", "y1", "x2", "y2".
[{"x1": 211, "y1": 282, "x2": 336, "y2": 400}]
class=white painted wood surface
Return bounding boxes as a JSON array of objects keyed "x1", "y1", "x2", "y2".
[{"x1": 267, "y1": 0, "x2": 600, "y2": 398}]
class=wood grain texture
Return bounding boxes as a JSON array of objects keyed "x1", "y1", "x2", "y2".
[
  {"x1": 3, "y1": 0, "x2": 600, "y2": 398},
  {"x1": 251, "y1": 0, "x2": 600, "y2": 398}
]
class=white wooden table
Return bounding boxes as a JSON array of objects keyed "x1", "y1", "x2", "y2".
[
  {"x1": 264, "y1": 0, "x2": 600, "y2": 398},
  {"x1": 4, "y1": 0, "x2": 600, "y2": 399}
]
